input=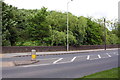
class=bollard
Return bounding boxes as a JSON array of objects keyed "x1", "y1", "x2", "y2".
[{"x1": 31, "y1": 49, "x2": 36, "y2": 61}]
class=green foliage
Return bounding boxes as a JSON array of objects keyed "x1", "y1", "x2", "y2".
[
  {"x1": 16, "y1": 41, "x2": 40, "y2": 46},
  {"x1": 27, "y1": 7, "x2": 50, "y2": 42},
  {"x1": 2, "y1": 2, "x2": 18, "y2": 46},
  {"x1": 2, "y1": 1, "x2": 119, "y2": 46},
  {"x1": 84, "y1": 18, "x2": 103, "y2": 45},
  {"x1": 50, "y1": 30, "x2": 66, "y2": 46},
  {"x1": 75, "y1": 67, "x2": 119, "y2": 79},
  {"x1": 46, "y1": 11, "x2": 67, "y2": 31},
  {"x1": 74, "y1": 16, "x2": 87, "y2": 45}
]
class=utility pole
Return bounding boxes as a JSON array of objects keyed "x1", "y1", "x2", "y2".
[{"x1": 104, "y1": 18, "x2": 106, "y2": 50}]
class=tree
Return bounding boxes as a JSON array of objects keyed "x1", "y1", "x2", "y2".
[
  {"x1": 2, "y1": 2, "x2": 18, "y2": 46},
  {"x1": 2, "y1": 1, "x2": 119, "y2": 46},
  {"x1": 84, "y1": 18, "x2": 103, "y2": 45},
  {"x1": 46, "y1": 11, "x2": 67, "y2": 32},
  {"x1": 73, "y1": 16, "x2": 87, "y2": 45},
  {"x1": 27, "y1": 7, "x2": 50, "y2": 44},
  {"x1": 49, "y1": 30, "x2": 76, "y2": 46}
]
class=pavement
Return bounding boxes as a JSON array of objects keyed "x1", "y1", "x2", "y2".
[
  {"x1": 2, "y1": 49, "x2": 119, "y2": 78},
  {"x1": 2, "y1": 48, "x2": 118, "y2": 58}
]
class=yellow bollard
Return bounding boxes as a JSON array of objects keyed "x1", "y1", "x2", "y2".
[
  {"x1": 31, "y1": 49, "x2": 36, "y2": 61},
  {"x1": 32, "y1": 54, "x2": 36, "y2": 60}
]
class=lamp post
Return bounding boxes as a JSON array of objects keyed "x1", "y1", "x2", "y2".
[{"x1": 67, "y1": 0, "x2": 73, "y2": 51}]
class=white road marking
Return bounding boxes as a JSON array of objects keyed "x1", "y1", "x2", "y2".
[
  {"x1": 21, "y1": 63, "x2": 51, "y2": 67},
  {"x1": 71, "y1": 57, "x2": 76, "y2": 62},
  {"x1": 90, "y1": 58, "x2": 99, "y2": 60},
  {"x1": 37, "y1": 58, "x2": 58, "y2": 60},
  {"x1": 98, "y1": 54, "x2": 101, "y2": 58},
  {"x1": 87, "y1": 55, "x2": 90, "y2": 60},
  {"x1": 18, "y1": 52, "x2": 117, "y2": 67},
  {"x1": 106, "y1": 53, "x2": 111, "y2": 57},
  {"x1": 76, "y1": 55, "x2": 86, "y2": 57},
  {"x1": 55, "y1": 61, "x2": 71, "y2": 64},
  {"x1": 89, "y1": 55, "x2": 99, "y2": 60},
  {"x1": 21, "y1": 61, "x2": 71, "y2": 67},
  {"x1": 53, "y1": 58, "x2": 63, "y2": 64}
]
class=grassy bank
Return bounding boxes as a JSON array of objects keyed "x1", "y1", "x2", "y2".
[{"x1": 75, "y1": 67, "x2": 119, "y2": 80}]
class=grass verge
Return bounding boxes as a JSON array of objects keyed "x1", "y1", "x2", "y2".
[{"x1": 75, "y1": 67, "x2": 119, "y2": 80}]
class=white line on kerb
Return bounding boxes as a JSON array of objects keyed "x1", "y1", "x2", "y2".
[
  {"x1": 71, "y1": 57, "x2": 76, "y2": 62},
  {"x1": 98, "y1": 54, "x2": 101, "y2": 58},
  {"x1": 87, "y1": 55, "x2": 90, "y2": 60},
  {"x1": 106, "y1": 53, "x2": 111, "y2": 57},
  {"x1": 53, "y1": 58, "x2": 63, "y2": 64}
]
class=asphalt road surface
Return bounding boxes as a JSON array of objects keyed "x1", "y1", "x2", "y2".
[{"x1": 2, "y1": 49, "x2": 119, "y2": 78}]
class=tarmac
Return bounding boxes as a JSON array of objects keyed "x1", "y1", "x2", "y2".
[{"x1": 1, "y1": 48, "x2": 119, "y2": 67}]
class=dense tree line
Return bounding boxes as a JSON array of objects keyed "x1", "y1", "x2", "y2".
[{"x1": 2, "y1": 2, "x2": 119, "y2": 46}]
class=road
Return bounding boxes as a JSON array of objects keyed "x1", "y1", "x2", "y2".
[{"x1": 2, "y1": 49, "x2": 119, "y2": 78}]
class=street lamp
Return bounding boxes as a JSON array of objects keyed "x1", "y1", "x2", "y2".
[{"x1": 67, "y1": 0, "x2": 73, "y2": 51}]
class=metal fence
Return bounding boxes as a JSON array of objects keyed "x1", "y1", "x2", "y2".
[{"x1": 2, "y1": 45, "x2": 118, "y2": 53}]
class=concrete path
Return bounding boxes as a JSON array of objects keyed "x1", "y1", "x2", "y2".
[{"x1": 2, "y1": 48, "x2": 119, "y2": 58}]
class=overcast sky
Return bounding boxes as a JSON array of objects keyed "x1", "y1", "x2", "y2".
[{"x1": 4, "y1": 0, "x2": 119, "y2": 20}]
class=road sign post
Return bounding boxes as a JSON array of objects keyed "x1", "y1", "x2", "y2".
[{"x1": 31, "y1": 49, "x2": 36, "y2": 61}]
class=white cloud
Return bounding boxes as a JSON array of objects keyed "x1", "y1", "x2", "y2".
[{"x1": 4, "y1": 0, "x2": 119, "y2": 20}]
